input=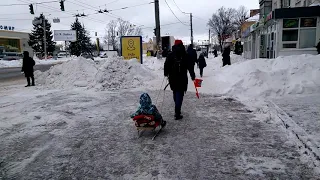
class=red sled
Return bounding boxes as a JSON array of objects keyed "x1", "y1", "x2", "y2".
[{"x1": 132, "y1": 115, "x2": 163, "y2": 140}]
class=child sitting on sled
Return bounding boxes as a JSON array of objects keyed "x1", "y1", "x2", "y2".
[{"x1": 131, "y1": 93, "x2": 166, "y2": 128}]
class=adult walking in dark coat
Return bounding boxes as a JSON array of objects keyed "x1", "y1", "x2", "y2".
[
  {"x1": 187, "y1": 44, "x2": 197, "y2": 68},
  {"x1": 21, "y1": 51, "x2": 35, "y2": 87},
  {"x1": 222, "y1": 46, "x2": 231, "y2": 67},
  {"x1": 213, "y1": 49, "x2": 218, "y2": 57},
  {"x1": 164, "y1": 40, "x2": 196, "y2": 120},
  {"x1": 197, "y1": 53, "x2": 207, "y2": 77}
]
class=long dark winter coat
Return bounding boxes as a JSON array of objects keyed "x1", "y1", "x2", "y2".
[
  {"x1": 187, "y1": 45, "x2": 197, "y2": 66},
  {"x1": 198, "y1": 54, "x2": 207, "y2": 69},
  {"x1": 21, "y1": 52, "x2": 35, "y2": 77},
  {"x1": 222, "y1": 46, "x2": 231, "y2": 66},
  {"x1": 317, "y1": 41, "x2": 320, "y2": 54},
  {"x1": 164, "y1": 44, "x2": 196, "y2": 92}
]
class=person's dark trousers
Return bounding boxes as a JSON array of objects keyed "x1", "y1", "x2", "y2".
[
  {"x1": 26, "y1": 76, "x2": 35, "y2": 86},
  {"x1": 173, "y1": 91, "x2": 184, "y2": 116},
  {"x1": 200, "y1": 68, "x2": 203, "y2": 77}
]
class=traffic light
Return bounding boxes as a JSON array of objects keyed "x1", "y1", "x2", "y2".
[
  {"x1": 60, "y1": 0, "x2": 65, "y2": 11},
  {"x1": 29, "y1": 4, "x2": 34, "y2": 15}
]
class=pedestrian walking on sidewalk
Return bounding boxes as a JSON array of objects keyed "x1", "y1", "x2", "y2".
[
  {"x1": 21, "y1": 51, "x2": 35, "y2": 87},
  {"x1": 187, "y1": 44, "x2": 197, "y2": 71},
  {"x1": 164, "y1": 40, "x2": 196, "y2": 120},
  {"x1": 222, "y1": 46, "x2": 231, "y2": 67},
  {"x1": 197, "y1": 53, "x2": 207, "y2": 77}
]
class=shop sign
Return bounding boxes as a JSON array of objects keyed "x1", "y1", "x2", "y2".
[
  {"x1": 266, "y1": 12, "x2": 273, "y2": 22},
  {"x1": 283, "y1": 19, "x2": 299, "y2": 28},
  {"x1": 300, "y1": 18, "x2": 316, "y2": 27},
  {"x1": 0, "y1": 25, "x2": 15, "y2": 31}
]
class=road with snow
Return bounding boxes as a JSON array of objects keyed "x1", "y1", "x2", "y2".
[
  {"x1": 0, "y1": 64, "x2": 54, "y2": 81},
  {"x1": 0, "y1": 89, "x2": 317, "y2": 179}
]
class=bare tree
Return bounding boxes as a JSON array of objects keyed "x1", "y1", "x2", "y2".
[
  {"x1": 104, "y1": 19, "x2": 144, "y2": 51},
  {"x1": 208, "y1": 7, "x2": 237, "y2": 51},
  {"x1": 105, "y1": 20, "x2": 118, "y2": 50},
  {"x1": 234, "y1": 6, "x2": 249, "y2": 30}
]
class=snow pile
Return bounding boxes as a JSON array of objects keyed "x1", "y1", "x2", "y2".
[
  {"x1": 35, "y1": 57, "x2": 98, "y2": 89},
  {"x1": 214, "y1": 54, "x2": 320, "y2": 98},
  {"x1": 0, "y1": 59, "x2": 22, "y2": 68},
  {"x1": 95, "y1": 57, "x2": 156, "y2": 90},
  {"x1": 35, "y1": 57, "x2": 157, "y2": 91},
  {"x1": 143, "y1": 56, "x2": 165, "y2": 70}
]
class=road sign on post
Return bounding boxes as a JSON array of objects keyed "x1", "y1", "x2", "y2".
[
  {"x1": 54, "y1": 30, "x2": 77, "y2": 42},
  {"x1": 120, "y1": 36, "x2": 143, "y2": 64}
]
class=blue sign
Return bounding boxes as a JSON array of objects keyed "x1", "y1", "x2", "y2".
[{"x1": 0, "y1": 25, "x2": 15, "y2": 31}]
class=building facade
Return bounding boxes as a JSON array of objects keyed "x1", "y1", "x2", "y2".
[
  {"x1": 0, "y1": 30, "x2": 33, "y2": 57},
  {"x1": 242, "y1": 0, "x2": 320, "y2": 59}
]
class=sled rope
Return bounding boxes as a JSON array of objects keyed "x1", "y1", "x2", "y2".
[
  {"x1": 159, "y1": 79, "x2": 168, "y2": 114},
  {"x1": 155, "y1": 77, "x2": 165, "y2": 106}
]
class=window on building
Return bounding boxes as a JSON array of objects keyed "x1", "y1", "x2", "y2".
[
  {"x1": 282, "y1": 30, "x2": 298, "y2": 41},
  {"x1": 283, "y1": 43, "x2": 297, "y2": 48},
  {"x1": 299, "y1": 29, "x2": 316, "y2": 48},
  {"x1": 282, "y1": 17, "x2": 317, "y2": 49}
]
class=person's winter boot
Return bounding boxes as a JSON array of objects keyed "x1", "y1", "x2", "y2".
[
  {"x1": 161, "y1": 120, "x2": 167, "y2": 128},
  {"x1": 31, "y1": 77, "x2": 35, "y2": 86},
  {"x1": 175, "y1": 114, "x2": 183, "y2": 120},
  {"x1": 25, "y1": 85, "x2": 30, "y2": 87}
]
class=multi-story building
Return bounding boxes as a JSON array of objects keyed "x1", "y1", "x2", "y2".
[
  {"x1": 242, "y1": 0, "x2": 320, "y2": 59},
  {"x1": 0, "y1": 30, "x2": 33, "y2": 57}
]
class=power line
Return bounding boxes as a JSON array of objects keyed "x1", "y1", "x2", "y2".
[
  {"x1": 109, "y1": 2, "x2": 153, "y2": 12},
  {"x1": 0, "y1": 0, "x2": 59, "y2": 6},
  {"x1": 164, "y1": 0, "x2": 188, "y2": 26},
  {"x1": 171, "y1": 0, "x2": 188, "y2": 14}
]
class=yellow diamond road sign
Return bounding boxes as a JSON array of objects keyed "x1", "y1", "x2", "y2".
[{"x1": 121, "y1": 36, "x2": 143, "y2": 64}]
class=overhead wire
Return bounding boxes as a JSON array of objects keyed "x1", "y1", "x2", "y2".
[
  {"x1": 164, "y1": 0, "x2": 188, "y2": 26},
  {"x1": 0, "y1": 0, "x2": 59, "y2": 6}
]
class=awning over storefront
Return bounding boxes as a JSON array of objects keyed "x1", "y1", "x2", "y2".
[{"x1": 274, "y1": 6, "x2": 320, "y2": 19}]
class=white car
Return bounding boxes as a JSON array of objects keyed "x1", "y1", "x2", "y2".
[{"x1": 99, "y1": 52, "x2": 108, "y2": 58}]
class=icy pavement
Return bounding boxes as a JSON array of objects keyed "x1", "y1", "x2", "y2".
[
  {"x1": 0, "y1": 88, "x2": 318, "y2": 179},
  {"x1": 272, "y1": 94, "x2": 320, "y2": 156}
]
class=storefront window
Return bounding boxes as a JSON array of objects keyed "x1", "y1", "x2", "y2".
[
  {"x1": 283, "y1": 43, "x2": 297, "y2": 48},
  {"x1": 282, "y1": 30, "x2": 298, "y2": 41},
  {"x1": 282, "y1": 17, "x2": 317, "y2": 49},
  {"x1": 299, "y1": 29, "x2": 316, "y2": 48},
  {"x1": 300, "y1": 18, "x2": 317, "y2": 28},
  {"x1": 283, "y1": 19, "x2": 299, "y2": 28}
]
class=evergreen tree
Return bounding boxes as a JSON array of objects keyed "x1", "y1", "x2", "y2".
[
  {"x1": 69, "y1": 18, "x2": 93, "y2": 56},
  {"x1": 28, "y1": 14, "x2": 55, "y2": 57}
]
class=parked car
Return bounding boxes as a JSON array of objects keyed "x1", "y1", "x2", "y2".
[
  {"x1": 57, "y1": 52, "x2": 68, "y2": 58},
  {"x1": 99, "y1": 52, "x2": 108, "y2": 58},
  {"x1": 81, "y1": 53, "x2": 94, "y2": 60},
  {"x1": 3, "y1": 52, "x2": 23, "y2": 61}
]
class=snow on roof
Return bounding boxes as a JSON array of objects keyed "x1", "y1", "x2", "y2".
[{"x1": 246, "y1": 14, "x2": 259, "y2": 22}]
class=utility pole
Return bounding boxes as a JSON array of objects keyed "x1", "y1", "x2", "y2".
[
  {"x1": 154, "y1": 0, "x2": 161, "y2": 59},
  {"x1": 209, "y1": 29, "x2": 211, "y2": 44},
  {"x1": 43, "y1": 14, "x2": 47, "y2": 60},
  {"x1": 190, "y1": 13, "x2": 193, "y2": 46}
]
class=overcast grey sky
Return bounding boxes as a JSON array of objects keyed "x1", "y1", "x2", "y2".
[{"x1": 0, "y1": 0, "x2": 258, "y2": 43}]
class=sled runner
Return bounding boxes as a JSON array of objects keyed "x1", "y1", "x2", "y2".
[{"x1": 132, "y1": 115, "x2": 164, "y2": 140}]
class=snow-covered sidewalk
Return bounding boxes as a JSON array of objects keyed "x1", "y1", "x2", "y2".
[
  {"x1": 1, "y1": 54, "x2": 320, "y2": 178},
  {"x1": 0, "y1": 88, "x2": 317, "y2": 179}
]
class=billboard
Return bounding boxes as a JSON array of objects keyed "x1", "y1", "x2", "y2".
[
  {"x1": 54, "y1": 30, "x2": 77, "y2": 41},
  {"x1": 120, "y1": 36, "x2": 143, "y2": 64}
]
